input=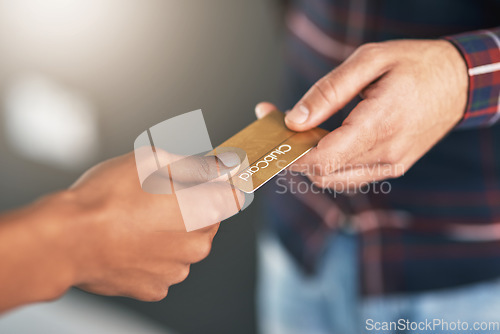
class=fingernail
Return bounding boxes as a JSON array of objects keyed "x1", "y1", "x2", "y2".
[
  {"x1": 255, "y1": 104, "x2": 266, "y2": 119},
  {"x1": 286, "y1": 105, "x2": 309, "y2": 124},
  {"x1": 217, "y1": 152, "x2": 240, "y2": 167}
]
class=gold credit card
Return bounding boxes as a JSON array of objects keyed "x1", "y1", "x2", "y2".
[{"x1": 211, "y1": 110, "x2": 328, "y2": 193}]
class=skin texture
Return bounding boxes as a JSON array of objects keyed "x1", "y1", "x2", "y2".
[
  {"x1": 256, "y1": 39, "x2": 469, "y2": 189},
  {"x1": 0, "y1": 151, "x2": 243, "y2": 313}
]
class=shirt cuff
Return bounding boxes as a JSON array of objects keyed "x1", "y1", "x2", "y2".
[{"x1": 444, "y1": 28, "x2": 500, "y2": 129}]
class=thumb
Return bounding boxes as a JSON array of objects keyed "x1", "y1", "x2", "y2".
[{"x1": 285, "y1": 43, "x2": 393, "y2": 131}]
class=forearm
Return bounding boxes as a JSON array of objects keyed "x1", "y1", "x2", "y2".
[
  {"x1": 0, "y1": 151, "x2": 230, "y2": 310},
  {"x1": 0, "y1": 192, "x2": 78, "y2": 313}
]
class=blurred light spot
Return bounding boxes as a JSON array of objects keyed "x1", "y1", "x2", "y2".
[{"x1": 3, "y1": 74, "x2": 99, "y2": 170}]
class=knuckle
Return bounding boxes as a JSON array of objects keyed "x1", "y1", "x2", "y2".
[
  {"x1": 384, "y1": 149, "x2": 403, "y2": 165},
  {"x1": 357, "y1": 42, "x2": 384, "y2": 57},
  {"x1": 354, "y1": 42, "x2": 392, "y2": 70},
  {"x1": 356, "y1": 120, "x2": 377, "y2": 148},
  {"x1": 140, "y1": 286, "x2": 169, "y2": 302},
  {"x1": 377, "y1": 119, "x2": 395, "y2": 140},
  {"x1": 190, "y1": 238, "x2": 213, "y2": 262},
  {"x1": 312, "y1": 79, "x2": 336, "y2": 106},
  {"x1": 196, "y1": 157, "x2": 212, "y2": 182},
  {"x1": 174, "y1": 265, "x2": 191, "y2": 284}
]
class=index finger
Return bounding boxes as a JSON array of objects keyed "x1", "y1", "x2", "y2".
[
  {"x1": 292, "y1": 100, "x2": 377, "y2": 176},
  {"x1": 141, "y1": 152, "x2": 242, "y2": 195}
]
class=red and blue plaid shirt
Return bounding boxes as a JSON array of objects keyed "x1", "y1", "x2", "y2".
[{"x1": 263, "y1": 0, "x2": 500, "y2": 295}]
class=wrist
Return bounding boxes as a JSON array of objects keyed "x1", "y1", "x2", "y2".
[
  {"x1": 442, "y1": 40, "x2": 469, "y2": 125},
  {"x1": 30, "y1": 191, "x2": 84, "y2": 296},
  {"x1": 49, "y1": 188, "x2": 110, "y2": 287},
  {"x1": 0, "y1": 191, "x2": 84, "y2": 310}
]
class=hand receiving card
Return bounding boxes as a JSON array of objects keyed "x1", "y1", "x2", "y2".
[{"x1": 211, "y1": 110, "x2": 328, "y2": 193}]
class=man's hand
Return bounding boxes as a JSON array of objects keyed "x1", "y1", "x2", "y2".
[{"x1": 257, "y1": 40, "x2": 468, "y2": 189}]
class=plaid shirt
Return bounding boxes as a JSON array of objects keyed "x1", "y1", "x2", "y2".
[{"x1": 263, "y1": 0, "x2": 500, "y2": 295}]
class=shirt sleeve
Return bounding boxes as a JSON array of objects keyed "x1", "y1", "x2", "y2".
[{"x1": 444, "y1": 28, "x2": 500, "y2": 129}]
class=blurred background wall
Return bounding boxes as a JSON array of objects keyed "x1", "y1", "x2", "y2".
[{"x1": 0, "y1": 1, "x2": 283, "y2": 333}]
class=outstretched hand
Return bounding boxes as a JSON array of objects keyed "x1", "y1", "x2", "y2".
[{"x1": 256, "y1": 39, "x2": 468, "y2": 189}]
